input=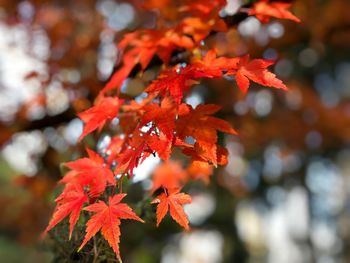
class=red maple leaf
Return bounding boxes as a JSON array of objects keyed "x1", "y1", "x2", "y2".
[
  {"x1": 43, "y1": 183, "x2": 88, "y2": 239},
  {"x1": 100, "y1": 57, "x2": 135, "y2": 95},
  {"x1": 180, "y1": 16, "x2": 227, "y2": 43},
  {"x1": 140, "y1": 96, "x2": 177, "y2": 140},
  {"x1": 119, "y1": 29, "x2": 193, "y2": 68},
  {"x1": 150, "y1": 161, "x2": 188, "y2": 193},
  {"x1": 78, "y1": 97, "x2": 123, "y2": 140},
  {"x1": 179, "y1": 0, "x2": 227, "y2": 17},
  {"x1": 233, "y1": 55, "x2": 288, "y2": 93},
  {"x1": 146, "y1": 132, "x2": 173, "y2": 160},
  {"x1": 176, "y1": 104, "x2": 236, "y2": 165},
  {"x1": 105, "y1": 136, "x2": 124, "y2": 165},
  {"x1": 114, "y1": 132, "x2": 151, "y2": 175},
  {"x1": 151, "y1": 189, "x2": 192, "y2": 230},
  {"x1": 115, "y1": 130, "x2": 172, "y2": 175},
  {"x1": 145, "y1": 67, "x2": 198, "y2": 104},
  {"x1": 187, "y1": 159, "x2": 213, "y2": 184},
  {"x1": 78, "y1": 194, "x2": 144, "y2": 261},
  {"x1": 176, "y1": 104, "x2": 237, "y2": 165},
  {"x1": 191, "y1": 49, "x2": 239, "y2": 78},
  {"x1": 181, "y1": 142, "x2": 229, "y2": 168},
  {"x1": 145, "y1": 51, "x2": 232, "y2": 104},
  {"x1": 249, "y1": 1, "x2": 301, "y2": 23},
  {"x1": 64, "y1": 148, "x2": 116, "y2": 197}
]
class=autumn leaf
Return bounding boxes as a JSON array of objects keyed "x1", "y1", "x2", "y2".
[
  {"x1": 145, "y1": 51, "x2": 233, "y2": 104},
  {"x1": 140, "y1": 96, "x2": 177, "y2": 140},
  {"x1": 151, "y1": 189, "x2": 192, "y2": 230},
  {"x1": 106, "y1": 136, "x2": 124, "y2": 165},
  {"x1": 191, "y1": 49, "x2": 239, "y2": 78},
  {"x1": 145, "y1": 67, "x2": 198, "y2": 104},
  {"x1": 100, "y1": 58, "x2": 135, "y2": 95},
  {"x1": 64, "y1": 148, "x2": 116, "y2": 197},
  {"x1": 146, "y1": 132, "x2": 172, "y2": 160},
  {"x1": 176, "y1": 104, "x2": 236, "y2": 158},
  {"x1": 182, "y1": 142, "x2": 229, "y2": 168},
  {"x1": 180, "y1": 16, "x2": 227, "y2": 42},
  {"x1": 233, "y1": 55, "x2": 288, "y2": 93},
  {"x1": 150, "y1": 161, "x2": 188, "y2": 193},
  {"x1": 78, "y1": 97, "x2": 123, "y2": 140},
  {"x1": 179, "y1": 0, "x2": 227, "y2": 17},
  {"x1": 187, "y1": 159, "x2": 213, "y2": 183},
  {"x1": 114, "y1": 132, "x2": 151, "y2": 175},
  {"x1": 43, "y1": 0, "x2": 299, "y2": 257},
  {"x1": 43, "y1": 183, "x2": 88, "y2": 239},
  {"x1": 78, "y1": 194, "x2": 144, "y2": 261},
  {"x1": 175, "y1": 104, "x2": 236, "y2": 165},
  {"x1": 119, "y1": 29, "x2": 193, "y2": 69},
  {"x1": 249, "y1": 1, "x2": 301, "y2": 23},
  {"x1": 115, "y1": 131, "x2": 172, "y2": 175}
]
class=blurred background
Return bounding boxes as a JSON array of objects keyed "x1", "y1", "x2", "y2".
[{"x1": 0, "y1": 0, "x2": 349, "y2": 262}]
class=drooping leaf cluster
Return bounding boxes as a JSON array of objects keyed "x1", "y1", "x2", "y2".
[{"x1": 44, "y1": 0, "x2": 299, "y2": 260}]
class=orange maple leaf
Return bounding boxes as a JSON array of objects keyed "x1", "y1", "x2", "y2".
[
  {"x1": 78, "y1": 194, "x2": 144, "y2": 261},
  {"x1": 249, "y1": 1, "x2": 300, "y2": 23},
  {"x1": 151, "y1": 189, "x2": 192, "y2": 230},
  {"x1": 182, "y1": 142, "x2": 229, "y2": 167},
  {"x1": 176, "y1": 104, "x2": 236, "y2": 163},
  {"x1": 146, "y1": 132, "x2": 173, "y2": 160},
  {"x1": 140, "y1": 96, "x2": 177, "y2": 140},
  {"x1": 176, "y1": 104, "x2": 236, "y2": 165},
  {"x1": 64, "y1": 148, "x2": 116, "y2": 197},
  {"x1": 43, "y1": 183, "x2": 88, "y2": 239},
  {"x1": 114, "y1": 131, "x2": 151, "y2": 175},
  {"x1": 78, "y1": 97, "x2": 123, "y2": 140},
  {"x1": 150, "y1": 161, "x2": 188, "y2": 193},
  {"x1": 187, "y1": 159, "x2": 213, "y2": 184},
  {"x1": 100, "y1": 56, "x2": 135, "y2": 95},
  {"x1": 105, "y1": 136, "x2": 124, "y2": 165},
  {"x1": 233, "y1": 55, "x2": 288, "y2": 93},
  {"x1": 191, "y1": 49, "x2": 240, "y2": 78},
  {"x1": 119, "y1": 29, "x2": 193, "y2": 68},
  {"x1": 115, "y1": 130, "x2": 172, "y2": 175},
  {"x1": 145, "y1": 67, "x2": 198, "y2": 104},
  {"x1": 180, "y1": 16, "x2": 227, "y2": 42}
]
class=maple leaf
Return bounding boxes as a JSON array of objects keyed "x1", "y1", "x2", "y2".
[
  {"x1": 176, "y1": 104, "x2": 236, "y2": 165},
  {"x1": 190, "y1": 142, "x2": 218, "y2": 166},
  {"x1": 101, "y1": 35, "x2": 191, "y2": 95},
  {"x1": 79, "y1": 194, "x2": 144, "y2": 261},
  {"x1": 180, "y1": 16, "x2": 227, "y2": 43},
  {"x1": 115, "y1": 130, "x2": 172, "y2": 175},
  {"x1": 119, "y1": 29, "x2": 193, "y2": 69},
  {"x1": 249, "y1": 1, "x2": 301, "y2": 23},
  {"x1": 187, "y1": 159, "x2": 213, "y2": 184},
  {"x1": 191, "y1": 49, "x2": 239, "y2": 78},
  {"x1": 233, "y1": 55, "x2": 288, "y2": 93},
  {"x1": 150, "y1": 161, "x2": 188, "y2": 193},
  {"x1": 78, "y1": 97, "x2": 123, "y2": 140},
  {"x1": 145, "y1": 67, "x2": 198, "y2": 104},
  {"x1": 181, "y1": 142, "x2": 229, "y2": 168},
  {"x1": 43, "y1": 183, "x2": 88, "y2": 239},
  {"x1": 114, "y1": 132, "x2": 151, "y2": 175},
  {"x1": 151, "y1": 189, "x2": 192, "y2": 230},
  {"x1": 106, "y1": 136, "x2": 124, "y2": 165},
  {"x1": 64, "y1": 148, "x2": 116, "y2": 197},
  {"x1": 140, "y1": 96, "x2": 177, "y2": 140},
  {"x1": 177, "y1": 104, "x2": 237, "y2": 143},
  {"x1": 146, "y1": 132, "x2": 172, "y2": 160},
  {"x1": 180, "y1": 0, "x2": 227, "y2": 17},
  {"x1": 100, "y1": 57, "x2": 135, "y2": 95}
]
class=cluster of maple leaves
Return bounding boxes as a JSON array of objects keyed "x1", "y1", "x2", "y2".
[{"x1": 44, "y1": 0, "x2": 299, "y2": 261}]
